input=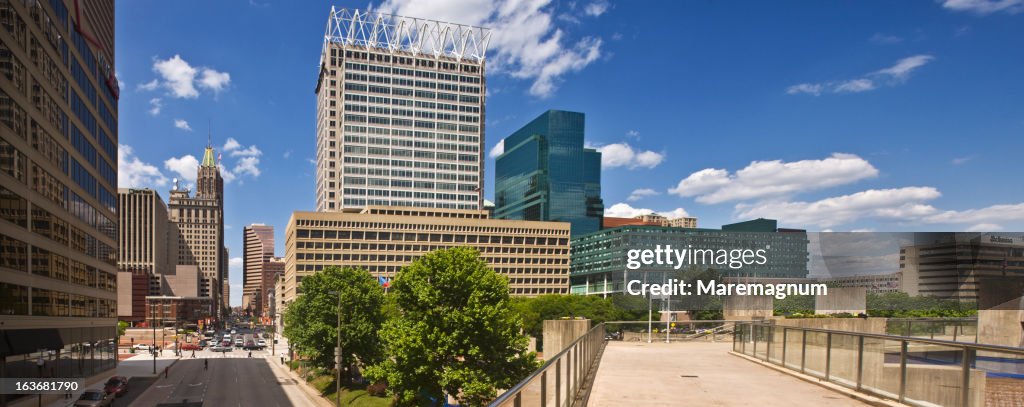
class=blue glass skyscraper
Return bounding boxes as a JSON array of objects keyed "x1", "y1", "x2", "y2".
[{"x1": 494, "y1": 110, "x2": 604, "y2": 236}]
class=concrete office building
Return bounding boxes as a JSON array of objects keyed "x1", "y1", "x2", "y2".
[
  {"x1": 282, "y1": 207, "x2": 571, "y2": 303},
  {"x1": 0, "y1": 0, "x2": 119, "y2": 401},
  {"x1": 817, "y1": 272, "x2": 904, "y2": 294},
  {"x1": 570, "y1": 219, "x2": 809, "y2": 296},
  {"x1": 314, "y1": 8, "x2": 489, "y2": 212},
  {"x1": 900, "y1": 233, "x2": 1024, "y2": 301},
  {"x1": 167, "y1": 143, "x2": 227, "y2": 318},
  {"x1": 242, "y1": 224, "x2": 274, "y2": 312},
  {"x1": 116, "y1": 188, "x2": 170, "y2": 321},
  {"x1": 494, "y1": 110, "x2": 604, "y2": 236},
  {"x1": 603, "y1": 213, "x2": 698, "y2": 229}
]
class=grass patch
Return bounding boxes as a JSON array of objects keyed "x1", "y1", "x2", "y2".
[{"x1": 306, "y1": 373, "x2": 392, "y2": 406}]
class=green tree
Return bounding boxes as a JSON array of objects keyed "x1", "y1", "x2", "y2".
[
  {"x1": 117, "y1": 321, "x2": 128, "y2": 337},
  {"x1": 283, "y1": 266, "x2": 385, "y2": 381},
  {"x1": 366, "y1": 247, "x2": 538, "y2": 407}
]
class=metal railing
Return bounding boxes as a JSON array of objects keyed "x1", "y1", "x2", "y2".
[
  {"x1": 603, "y1": 320, "x2": 738, "y2": 343},
  {"x1": 885, "y1": 318, "x2": 978, "y2": 343},
  {"x1": 734, "y1": 322, "x2": 1024, "y2": 407},
  {"x1": 489, "y1": 323, "x2": 606, "y2": 407}
]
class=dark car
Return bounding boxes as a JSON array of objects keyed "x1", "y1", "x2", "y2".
[
  {"x1": 74, "y1": 389, "x2": 113, "y2": 407},
  {"x1": 103, "y1": 376, "x2": 128, "y2": 397}
]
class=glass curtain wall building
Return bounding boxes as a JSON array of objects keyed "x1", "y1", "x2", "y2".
[
  {"x1": 0, "y1": 0, "x2": 119, "y2": 401},
  {"x1": 494, "y1": 110, "x2": 604, "y2": 236}
]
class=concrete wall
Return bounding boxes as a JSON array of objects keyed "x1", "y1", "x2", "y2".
[
  {"x1": 165, "y1": 265, "x2": 201, "y2": 297},
  {"x1": 542, "y1": 319, "x2": 590, "y2": 358},
  {"x1": 723, "y1": 295, "x2": 773, "y2": 320},
  {"x1": 814, "y1": 286, "x2": 866, "y2": 315},
  {"x1": 978, "y1": 309, "x2": 1024, "y2": 348}
]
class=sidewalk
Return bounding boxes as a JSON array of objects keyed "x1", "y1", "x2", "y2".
[
  {"x1": 41, "y1": 353, "x2": 181, "y2": 407},
  {"x1": 263, "y1": 335, "x2": 334, "y2": 407}
]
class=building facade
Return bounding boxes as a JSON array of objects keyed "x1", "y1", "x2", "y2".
[
  {"x1": 314, "y1": 8, "x2": 489, "y2": 212},
  {"x1": 0, "y1": 0, "x2": 120, "y2": 400},
  {"x1": 817, "y1": 272, "x2": 904, "y2": 294},
  {"x1": 603, "y1": 214, "x2": 698, "y2": 229},
  {"x1": 283, "y1": 207, "x2": 571, "y2": 303},
  {"x1": 259, "y1": 257, "x2": 283, "y2": 319},
  {"x1": 116, "y1": 188, "x2": 170, "y2": 321},
  {"x1": 167, "y1": 145, "x2": 226, "y2": 318},
  {"x1": 242, "y1": 224, "x2": 274, "y2": 312},
  {"x1": 900, "y1": 233, "x2": 1024, "y2": 301},
  {"x1": 570, "y1": 220, "x2": 809, "y2": 296},
  {"x1": 494, "y1": 110, "x2": 604, "y2": 236}
]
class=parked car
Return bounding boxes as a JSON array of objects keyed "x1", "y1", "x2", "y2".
[
  {"x1": 74, "y1": 389, "x2": 113, "y2": 407},
  {"x1": 103, "y1": 376, "x2": 128, "y2": 397},
  {"x1": 132, "y1": 343, "x2": 153, "y2": 351},
  {"x1": 257, "y1": 339, "x2": 267, "y2": 348},
  {"x1": 180, "y1": 343, "x2": 200, "y2": 351},
  {"x1": 211, "y1": 345, "x2": 232, "y2": 352},
  {"x1": 234, "y1": 338, "x2": 243, "y2": 347}
]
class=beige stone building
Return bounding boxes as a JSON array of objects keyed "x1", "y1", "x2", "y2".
[
  {"x1": 117, "y1": 188, "x2": 170, "y2": 321},
  {"x1": 242, "y1": 224, "x2": 274, "y2": 312},
  {"x1": 167, "y1": 145, "x2": 227, "y2": 317},
  {"x1": 283, "y1": 206, "x2": 570, "y2": 303}
]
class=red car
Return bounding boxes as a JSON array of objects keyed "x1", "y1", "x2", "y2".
[
  {"x1": 180, "y1": 343, "x2": 201, "y2": 351},
  {"x1": 103, "y1": 376, "x2": 128, "y2": 397}
]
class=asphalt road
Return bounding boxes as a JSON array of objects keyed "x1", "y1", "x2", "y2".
[{"x1": 128, "y1": 350, "x2": 309, "y2": 407}]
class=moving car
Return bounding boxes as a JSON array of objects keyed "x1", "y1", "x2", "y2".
[
  {"x1": 211, "y1": 344, "x2": 232, "y2": 352},
  {"x1": 132, "y1": 343, "x2": 153, "y2": 351},
  {"x1": 180, "y1": 343, "x2": 201, "y2": 351},
  {"x1": 257, "y1": 339, "x2": 267, "y2": 348},
  {"x1": 103, "y1": 376, "x2": 128, "y2": 397},
  {"x1": 234, "y1": 337, "x2": 243, "y2": 347},
  {"x1": 74, "y1": 389, "x2": 113, "y2": 407}
]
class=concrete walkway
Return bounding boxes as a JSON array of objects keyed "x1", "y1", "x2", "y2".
[{"x1": 587, "y1": 341, "x2": 869, "y2": 407}]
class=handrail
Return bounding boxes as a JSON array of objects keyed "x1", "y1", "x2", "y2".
[
  {"x1": 751, "y1": 322, "x2": 1024, "y2": 356},
  {"x1": 489, "y1": 323, "x2": 606, "y2": 407},
  {"x1": 733, "y1": 321, "x2": 1024, "y2": 407}
]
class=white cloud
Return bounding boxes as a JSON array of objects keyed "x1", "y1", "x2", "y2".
[
  {"x1": 786, "y1": 83, "x2": 824, "y2": 96},
  {"x1": 941, "y1": 0, "x2": 1024, "y2": 14},
  {"x1": 229, "y1": 257, "x2": 243, "y2": 268},
  {"x1": 118, "y1": 144, "x2": 168, "y2": 188},
  {"x1": 137, "y1": 79, "x2": 159, "y2": 91},
  {"x1": 153, "y1": 55, "x2": 199, "y2": 98},
  {"x1": 233, "y1": 156, "x2": 261, "y2": 177},
  {"x1": 218, "y1": 166, "x2": 237, "y2": 184},
  {"x1": 834, "y1": 78, "x2": 876, "y2": 93},
  {"x1": 627, "y1": 188, "x2": 659, "y2": 202},
  {"x1": 951, "y1": 154, "x2": 977, "y2": 165},
  {"x1": 199, "y1": 68, "x2": 231, "y2": 93},
  {"x1": 489, "y1": 139, "x2": 505, "y2": 158},
  {"x1": 150, "y1": 54, "x2": 231, "y2": 99},
  {"x1": 735, "y1": 187, "x2": 942, "y2": 228},
  {"x1": 584, "y1": 0, "x2": 610, "y2": 16},
  {"x1": 924, "y1": 203, "x2": 1024, "y2": 226},
  {"x1": 222, "y1": 138, "x2": 242, "y2": 152},
  {"x1": 965, "y1": 223, "x2": 1002, "y2": 232},
  {"x1": 174, "y1": 119, "x2": 192, "y2": 131},
  {"x1": 148, "y1": 98, "x2": 162, "y2": 115},
  {"x1": 229, "y1": 145, "x2": 262, "y2": 157},
  {"x1": 164, "y1": 154, "x2": 200, "y2": 184},
  {"x1": 874, "y1": 55, "x2": 934, "y2": 81},
  {"x1": 594, "y1": 142, "x2": 664, "y2": 169},
  {"x1": 669, "y1": 153, "x2": 879, "y2": 204},
  {"x1": 605, "y1": 202, "x2": 689, "y2": 219},
  {"x1": 283, "y1": 150, "x2": 292, "y2": 159},
  {"x1": 626, "y1": 130, "x2": 640, "y2": 138},
  {"x1": 376, "y1": 0, "x2": 605, "y2": 98},
  {"x1": 787, "y1": 55, "x2": 933, "y2": 96},
  {"x1": 869, "y1": 33, "x2": 904, "y2": 44}
]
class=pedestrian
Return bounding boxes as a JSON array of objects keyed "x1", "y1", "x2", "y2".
[
  {"x1": 204, "y1": 359, "x2": 208, "y2": 370},
  {"x1": 248, "y1": 351, "x2": 252, "y2": 358},
  {"x1": 280, "y1": 356, "x2": 284, "y2": 365},
  {"x1": 191, "y1": 349, "x2": 195, "y2": 358}
]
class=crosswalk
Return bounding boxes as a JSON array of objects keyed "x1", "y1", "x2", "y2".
[{"x1": 181, "y1": 348, "x2": 277, "y2": 359}]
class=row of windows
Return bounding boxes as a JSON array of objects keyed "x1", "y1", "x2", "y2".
[
  {"x1": 340, "y1": 167, "x2": 478, "y2": 182},
  {"x1": 342, "y1": 61, "x2": 482, "y2": 84},
  {"x1": 332, "y1": 49, "x2": 482, "y2": 75},
  {"x1": 0, "y1": 281, "x2": 115, "y2": 318},
  {"x1": 0, "y1": 232, "x2": 116, "y2": 293},
  {"x1": 340, "y1": 125, "x2": 480, "y2": 142},
  {"x1": 294, "y1": 229, "x2": 568, "y2": 246}
]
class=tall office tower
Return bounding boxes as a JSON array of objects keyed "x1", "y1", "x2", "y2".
[
  {"x1": 494, "y1": 110, "x2": 604, "y2": 236},
  {"x1": 242, "y1": 224, "x2": 274, "y2": 313},
  {"x1": 260, "y1": 256, "x2": 284, "y2": 320},
  {"x1": 116, "y1": 188, "x2": 170, "y2": 321},
  {"x1": 168, "y1": 143, "x2": 226, "y2": 319},
  {"x1": 0, "y1": 0, "x2": 119, "y2": 396},
  {"x1": 314, "y1": 8, "x2": 490, "y2": 212}
]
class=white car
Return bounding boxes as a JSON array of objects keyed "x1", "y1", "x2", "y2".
[
  {"x1": 132, "y1": 344, "x2": 153, "y2": 351},
  {"x1": 257, "y1": 339, "x2": 266, "y2": 347}
]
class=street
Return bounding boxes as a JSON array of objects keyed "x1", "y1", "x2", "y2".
[{"x1": 126, "y1": 348, "x2": 318, "y2": 406}]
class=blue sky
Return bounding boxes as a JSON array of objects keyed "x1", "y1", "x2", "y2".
[{"x1": 114, "y1": 0, "x2": 1024, "y2": 305}]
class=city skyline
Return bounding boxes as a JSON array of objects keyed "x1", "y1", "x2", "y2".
[{"x1": 113, "y1": 1, "x2": 1024, "y2": 306}]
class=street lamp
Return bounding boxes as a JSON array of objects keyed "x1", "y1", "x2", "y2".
[{"x1": 328, "y1": 290, "x2": 343, "y2": 407}]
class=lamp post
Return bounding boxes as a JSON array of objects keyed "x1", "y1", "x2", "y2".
[{"x1": 328, "y1": 291, "x2": 342, "y2": 407}]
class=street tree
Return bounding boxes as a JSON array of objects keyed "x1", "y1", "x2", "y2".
[
  {"x1": 283, "y1": 266, "x2": 385, "y2": 381},
  {"x1": 366, "y1": 247, "x2": 538, "y2": 406}
]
